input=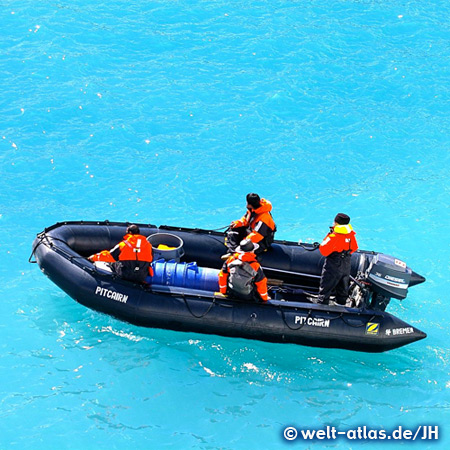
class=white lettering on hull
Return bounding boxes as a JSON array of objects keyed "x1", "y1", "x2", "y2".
[
  {"x1": 294, "y1": 316, "x2": 330, "y2": 328},
  {"x1": 95, "y1": 286, "x2": 129, "y2": 304},
  {"x1": 385, "y1": 327, "x2": 414, "y2": 336}
]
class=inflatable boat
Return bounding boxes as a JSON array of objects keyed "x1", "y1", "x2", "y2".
[{"x1": 30, "y1": 221, "x2": 427, "y2": 353}]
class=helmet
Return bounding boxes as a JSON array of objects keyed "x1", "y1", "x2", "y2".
[{"x1": 236, "y1": 239, "x2": 259, "y2": 253}]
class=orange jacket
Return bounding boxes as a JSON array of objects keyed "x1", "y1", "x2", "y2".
[
  {"x1": 232, "y1": 198, "x2": 276, "y2": 244},
  {"x1": 319, "y1": 224, "x2": 358, "y2": 257},
  {"x1": 91, "y1": 233, "x2": 154, "y2": 276},
  {"x1": 218, "y1": 252, "x2": 268, "y2": 301}
]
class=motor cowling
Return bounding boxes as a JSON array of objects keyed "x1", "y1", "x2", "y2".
[{"x1": 366, "y1": 254, "x2": 412, "y2": 300}]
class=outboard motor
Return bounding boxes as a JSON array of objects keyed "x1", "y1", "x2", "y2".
[
  {"x1": 348, "y1": 253, "x2": 413, "y2": 311},
  {"x1": 366, "y1": 254, "x2": 412, "y2": 310},
  {"x1": 367, "y1": 254, "x2": 411, "y2": 298}
]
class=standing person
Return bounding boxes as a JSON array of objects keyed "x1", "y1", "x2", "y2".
[
  {"x1": 88, "y1": 224, "x2": 153, "y2": 283},
  {"x1": 225, "y1": 193, "x2": 276, "y2": 256},
  {"x1": 316, "y1": 213, "x2": 358, "y2": 305},
  {"x1": 218, "y1": 239, "x2": 269, "y2": 302}
]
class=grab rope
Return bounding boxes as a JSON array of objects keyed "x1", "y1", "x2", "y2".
[
  {"x1": 183, "y1": 296, "x2": 216, "y2": 319},
  {"x1": 29, "y1": 233, "x2": 66, "y2": 261},
  {"x1": 90, "y1": 264, "x2": 118, "y2": 278},
  {"x1": 28, "y1": 234, "x2": 46, "y2": 263},
  {"x1": 210, "y1": 225, "x2": 230, "y2": 232},
  {"x1": 280, "y1": 307, "x2": 312, "y2": 331},
  {"x1": 280, "y1": 305, "x2": 377, "y2": 331},
  {"x1": 29, "y1": 232, "x2": 91, "y2": 268},
  {"x1": 297, "y1": 242, "x2": 320, "y2": 252},
  {"x1": 29, "y1": 233, "x2": 69, "y2": 261},
  {"x1": 340, "y1": 313, "x2": 377, "y2": 328}
]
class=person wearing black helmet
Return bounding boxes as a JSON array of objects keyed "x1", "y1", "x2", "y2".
[
  {"x1": 225, "y1": 193, "x2": 276, "y2": 256},
  {"x1": 315, "y1": 213, "x2": 358, "y2": 305},
  {"x1": 88, "y1": 224, "x2": 153, "y2": 283}
]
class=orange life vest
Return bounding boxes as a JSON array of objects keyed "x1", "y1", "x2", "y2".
[
  {"x1": 91, "y1": 233, "x2": 153, "y2": 277},
  {"x1": 319, "y1": 224, "x2": 358, "y2": 257},
  {"x1": 233, "y1": 198, "x2": 276, "y2": 244},
  {"x1": 117, "y1": 234, "x2": 153, "y2": 262}
]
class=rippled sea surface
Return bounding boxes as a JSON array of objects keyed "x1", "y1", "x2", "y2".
[{"x1": 1, "y1": 0, "x2": 449, "y2": 448}]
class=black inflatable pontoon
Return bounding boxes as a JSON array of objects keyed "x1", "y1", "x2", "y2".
[{"x1": 30, "y1": 221, "x2": 427, "y2": 352}]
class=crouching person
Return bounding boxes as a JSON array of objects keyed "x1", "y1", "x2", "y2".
[
  {"x1": 88, "y1": 224, "x2": 153, "y2": 283},
  {"x1": 218, "y1": 239, "x2": 269, "y2": 302},
  {"x1": 226, "y1": 193, "x2": 276, "y2": 256}
]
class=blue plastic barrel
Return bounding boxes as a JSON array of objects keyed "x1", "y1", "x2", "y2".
[{"x1": 148, "y1": 260, "x2": 219, "y2": 292}]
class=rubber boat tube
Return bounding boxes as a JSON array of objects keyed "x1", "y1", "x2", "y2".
[{"x1": 30, "y1": 221, "x2": 427, "y2": 353}]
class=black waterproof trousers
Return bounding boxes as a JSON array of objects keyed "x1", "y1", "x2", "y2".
[
  {"x1": 112, "y1": 260, "x2": 151, "y2": 283},
  {"x1": 318, "y1": 252, "x2": 351, "y2": 305}
]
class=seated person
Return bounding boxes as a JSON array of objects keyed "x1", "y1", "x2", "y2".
[
  {"x1": 226, "y1": 193, "x2": 276, "y2": 256},
  {"x1": 218, "y1": 239, "x2": 269, "y2": 302},
  {"x1": 88, "y1": 224, "x2": 153, "y2": 283}
]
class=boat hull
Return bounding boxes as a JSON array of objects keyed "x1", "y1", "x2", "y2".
[{"x1": 31, "y1": 221, "x2": 427, "y2": 352}]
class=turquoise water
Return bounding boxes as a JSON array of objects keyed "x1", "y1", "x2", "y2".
[{"x1": 1, "y1": 0, "x2": 449, "y2": 448}]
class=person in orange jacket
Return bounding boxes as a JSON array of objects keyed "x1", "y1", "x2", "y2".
[
  {"x1": 218, "y1": 239, "x2": 269, "y2": 302},
  {"x1": 316, "y1": 213, "x2": 358, "y2": 305},
  {"x1": 88, "y1": 224, "x2": 153, "y2": 283},
  {"x1": 226, "y1": 193, "x2": 276, "y2": 256}
]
